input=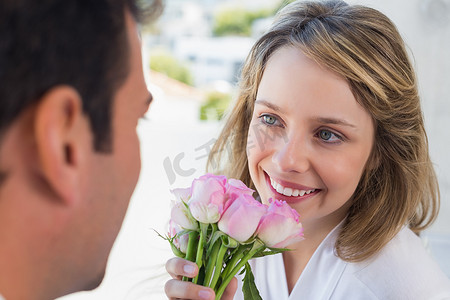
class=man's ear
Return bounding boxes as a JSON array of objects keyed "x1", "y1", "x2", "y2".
[{"x1": 34, "y1": 85, "x2": 87, "y2": 205}]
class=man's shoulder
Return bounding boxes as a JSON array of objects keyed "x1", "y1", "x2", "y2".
[{"x1": 344, "y1": 227, "x2": 450, "y2": 299}]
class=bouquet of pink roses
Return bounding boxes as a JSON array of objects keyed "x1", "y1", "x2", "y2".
[{"x1": 164, "y1": 174, "x2": 304, "y2": 300}]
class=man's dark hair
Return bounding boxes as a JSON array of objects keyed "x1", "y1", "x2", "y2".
[{"x1": 0, "y1": 0, "x2": 162, "y2": 151}]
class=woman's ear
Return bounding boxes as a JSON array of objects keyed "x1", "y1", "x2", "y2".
[{"x1": 34, "y1": 85, "x2": 88, "y2": 205}]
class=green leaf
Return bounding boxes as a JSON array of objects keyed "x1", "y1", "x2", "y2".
[
  {"x1": 153, "y1": 229, "x2": 169, "y2": 241},
  {"x1": 175, "y1": 229, "x2": 194, "y2": 239},
  {"x1": 207, "y1": 231, "x2": 227, "y2": 257},
  {"x1": 242, "y1": 262, "x2": 262, "y2": 300},
  {"x1": 220, "y1": 234, "x2": 239, "y2": 248},
  {"x1": 170, "y1": 242, "x2": 186, "y2": 258},
  {"x1": 252, "y1": 247, "x2": 290, "y2": 258},
  {"x1": 181, "y1": 200, "x2": 190, "y2": 210},
  {"x1": 153, "y1": 229, "x2": 186, "y2": 258}
]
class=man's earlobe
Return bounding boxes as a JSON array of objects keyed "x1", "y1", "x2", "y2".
[{"x1": 34, "y1": 85, "x2": 87, "y2": 205}]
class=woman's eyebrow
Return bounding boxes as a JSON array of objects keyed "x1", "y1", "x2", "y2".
[
  {"x1": 255, "y1": 100, "x2": 357, "y2": 128},
  {"x1": 313, "y1": 117, "x2": 356, "y2": 128},
  {"x1": 255, "y1": 99, "x2": 285, "y2": 113}
]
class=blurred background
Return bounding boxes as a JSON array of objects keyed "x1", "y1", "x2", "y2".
[{"x1": 60, "y1": 0, "x2": 450, "y2": 299}]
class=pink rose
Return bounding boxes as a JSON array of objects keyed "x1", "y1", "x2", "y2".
[
  {"x1": 170, "y1": 188, "x2": 198, "y2": 230},
  {"x1": 256, "y1": 199, "x2": 304, "y2": 248},
  {"x1": 218, "y1": 194, "x2": 267, "y2": 243},
  {"x1": 168, "y1": 220, "x2": 189, "y2": 253},
  {"x1": 171, "y1": 187, "x2": 192, "y2": 203},
  {"x1": 188, "y1": 174, "x2": 228, "y2": 223},
  {"x1": 171, "y1": 201, "x2": 198, "y2": 231},
  {"x1": 226, "y1": 178, "x2": 254, "y2": 197}
]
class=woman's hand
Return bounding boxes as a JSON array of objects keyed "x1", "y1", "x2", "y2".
[{"x1": 165, "y1": 257, "x2": 238, "y2": 300}]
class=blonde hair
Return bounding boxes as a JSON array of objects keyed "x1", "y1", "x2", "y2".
[{"x1": 207, "y1": 0, "x2": 440, "y2": 262}]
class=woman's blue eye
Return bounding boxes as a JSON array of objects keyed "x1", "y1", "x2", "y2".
[
  {"x1": 318, "y1": 130, "x2": 341, "y2": 142},
  {"x1": 260, "y1": 114, "x2": 283, "y2": 127},
  {"x1": 263, "y1": 115, "x2": 277, "y2": 125}
]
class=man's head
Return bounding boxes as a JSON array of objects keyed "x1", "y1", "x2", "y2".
[
  {"x1": 0, "y1": 0, "x2": 160, "y2": 151},
  {"x1": 0, "y1": 0, "x2": 162, "y2": 299}
]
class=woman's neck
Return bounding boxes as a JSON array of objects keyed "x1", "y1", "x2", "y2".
[{"x1": 282, "y1": 211, "x2": 347, "y2": 294}]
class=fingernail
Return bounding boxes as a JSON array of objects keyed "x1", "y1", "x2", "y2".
[
  {"x1": 183, "y1": 264, "x2": 195, "y2": 275},
  {"x1": 198, "y1": 290, "x2": 213, "y2": 300}
]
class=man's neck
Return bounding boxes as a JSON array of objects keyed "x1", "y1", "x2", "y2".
[{"x1": 0, "y1": 205, "x2": 53, "y2": 300}]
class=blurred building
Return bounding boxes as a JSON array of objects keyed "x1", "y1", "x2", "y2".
[
  {"x1": 172, "y1": 36, "x2": 254, "y2": 86},
  {"x1": 145, "y1": 0, "x2": 277, "y2": 87}
]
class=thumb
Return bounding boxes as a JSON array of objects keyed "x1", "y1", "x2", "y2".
[{"x1": 220, "y1": 277, "x2": 238, "y2": 300}]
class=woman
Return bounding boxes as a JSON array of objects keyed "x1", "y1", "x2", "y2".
[{"x1": 165, "y1": 1, "x2": 450, "y2": 299}]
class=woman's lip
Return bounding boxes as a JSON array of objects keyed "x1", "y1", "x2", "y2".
[
  {"x1": 264, "y1": 172, "x2": 320, "y2": 204},
  {"x1": 264, "y1": 172, "x2": 316, "y2": 191}
]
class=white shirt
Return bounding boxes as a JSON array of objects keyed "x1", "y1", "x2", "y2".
[{"x1": 234, "y1": 224, "x2": 450, "y2": 300}]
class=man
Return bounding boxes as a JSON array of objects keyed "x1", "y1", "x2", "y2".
[{"x1": 0, "y1": 0, "x2": 162, "y2": 299}]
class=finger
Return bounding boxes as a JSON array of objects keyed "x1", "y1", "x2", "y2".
[
  {"x1": 165, "y1": 279, "x2": 215, "y2": 300},
  {"x1": 165, "y1": 257, "x2": 198, "y2": 279},
  {"x1": 221, "y1": 277, "x2": 238, "y2": 300}
]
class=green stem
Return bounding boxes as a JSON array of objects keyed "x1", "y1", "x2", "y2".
[
  {"x1": 203, "y1": 239, "x2": 221, "y2": 286},
  {"x1": 205, "y1": 223, "x2": 219, "y2": 258},
  {"x1": 209, "y1": 223, "x2": 218, "y2": 243},
  {"x1": 215, "y1": 240, "x2": 265, "y2": 300},
  {"x1": 209, "y1": 243, "x2": 228, "y2": 290},
  {"x1": 221, "y1": 245, "x2": 247, "y2": 280},
  {"x1": 193, "y1": 223, "x2": 208, "y2": 284},
  {"x1": 182, "y1": 231, "x2": 199, "y2": 282}
]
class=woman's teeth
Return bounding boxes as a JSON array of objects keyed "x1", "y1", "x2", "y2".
[{"x1": 270, "y1": 178, "x2": 316, "y2": 197}]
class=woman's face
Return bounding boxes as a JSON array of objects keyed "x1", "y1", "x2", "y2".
[{"x1": 247, "y1": 46, "x2": 375, "y2": 230}]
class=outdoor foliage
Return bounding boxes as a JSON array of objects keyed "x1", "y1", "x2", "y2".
[
  {"x1": 212, "y1": 0, "x2": 297, "y2": 37},
  {"x1": 212, "y1": 7, "x2": 272, "y2": 37},
  {"x1": 150, "y1": 50, "x2": 193, "y2": 86},
  {"x1": 275, "y1": 0, "x2": 297, "y2": 13},
  {"x1": 200, "y1": 91, "x2": 232, "y2": 121}
]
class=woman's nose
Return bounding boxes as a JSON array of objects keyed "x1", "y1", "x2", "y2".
[{"x1": 272, "y1": 134, "x2": 311, "y2": 174}]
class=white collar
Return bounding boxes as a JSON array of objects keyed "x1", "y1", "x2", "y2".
[{"x1": 284, "y1": 220, "x2": 347, "y2": 299}]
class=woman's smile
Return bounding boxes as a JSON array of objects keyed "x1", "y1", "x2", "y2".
[{"x1": 263, "y1": 171, "x2": 321, "y2": 204}]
